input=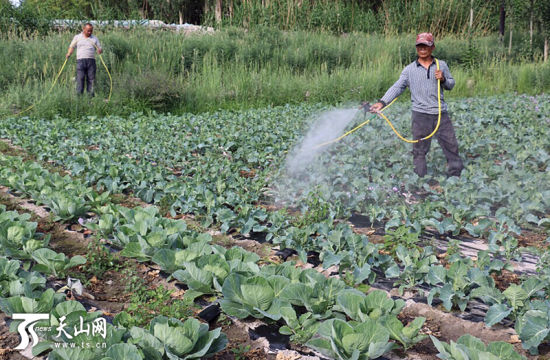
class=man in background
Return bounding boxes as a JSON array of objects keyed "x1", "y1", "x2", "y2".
[{"x1": 66, "y1": 23, "x2": 102, "y2": 96}]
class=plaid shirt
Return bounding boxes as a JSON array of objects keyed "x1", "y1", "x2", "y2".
[{"x1": 380, "y1": 57, "x2": 455, "y2": 115}]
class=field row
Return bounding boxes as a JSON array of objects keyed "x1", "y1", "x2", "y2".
[
  {"x1": 0, "y1": 143, "x2": 533, "y2": 359},
  {"x1": 0, "y1": 93, "x2": 549, "y2": 357}
]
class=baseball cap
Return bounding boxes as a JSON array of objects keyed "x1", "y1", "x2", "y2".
[{"x1": 416, "y1": 32, "x2": 434, "y2": 46}]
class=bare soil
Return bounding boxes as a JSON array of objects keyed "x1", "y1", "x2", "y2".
[
  {"x1": 0, "y1": 316, "x2": 27, "y2": 360},
  {"x1": 516, "y1": 229, "x2": 549, "y2": 249},
  {"x1": 491, "y1": 269, "x2": 521, "y2": 291}
]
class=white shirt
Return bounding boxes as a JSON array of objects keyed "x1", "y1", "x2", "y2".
[{"x1": 69, "y1": 34, "x2": 101, "y2": 60}]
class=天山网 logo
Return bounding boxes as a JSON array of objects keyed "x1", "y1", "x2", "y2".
[
  {"x1": 11, "y1": 313, "x2": 108, "y2": 351},
  {"x1": 12, "y1": 313, "x2": 50, "y2": 350}
]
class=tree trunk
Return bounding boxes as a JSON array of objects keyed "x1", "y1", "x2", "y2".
[
  {"x1": 215, "y1": 0, "x2": 222, "y2": 23},
  {"x1": 179, "y1": 10, "x2": 183, "y2": 24},
  {"x1": 229, "y1": 0, "x2": 233, "y2": 19},
  {"x1": 499, "y1": 0, "x2": 506, "y2": 43},
  {"x1": 508, "y1": 28, "x2": 512, "y2": 55},
  {"x1": 529, "y1": 0, "x2": 534, "y2": 47},
  {"x1": 545, "y1": 37, "x2": 549, "y2": 62},
  {"x1": 469, "y1": 0, "x2": 474, "y2": 29}
]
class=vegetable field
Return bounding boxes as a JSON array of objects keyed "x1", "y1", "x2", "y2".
[{"x1": 0, "y1": 92, "x2": 549, "y2": 360}]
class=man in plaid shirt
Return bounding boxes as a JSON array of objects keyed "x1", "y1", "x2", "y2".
[{"x1": 370, "y1": 33, "x2": 464, "y2": 178}]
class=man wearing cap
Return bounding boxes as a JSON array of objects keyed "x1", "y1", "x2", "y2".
[
  {"x1": 66, "y1": 23, "x2": 102, "y2": 96},
  {"x1": 370, "y1": 33, "x2": 464, "y2": 178}
]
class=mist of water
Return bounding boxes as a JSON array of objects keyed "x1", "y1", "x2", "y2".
[
  {"x1": 270, "y1": 107, "x2": 363, "y2": 206},
  {"x1": 286, "y1": 108, "x2": 360, "y2": 176}
]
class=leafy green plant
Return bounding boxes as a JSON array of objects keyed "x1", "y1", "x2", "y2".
[
  {"x1": 292, "y1": 186, "x2": 334, "y2": 227},
  {"x1": 427, "y1": 260, "x2": 475, "y2": 312},
  {"x1": 0, "y1": 256, "x2": 45, "y2": 298},
  {"x1": 81, "y1": 239, "x2": 121, "y2": 280},
  {"x1": 306, "y1": 318, "x2": 395, "y2": 360},
  {"x1": 336, "y1": 289, "x2": 405, "y2": 322},
  {"x1": 383, "y1": 226, "x2": 421, "y2": 256},
  {"x1": 31, "y1": 248, "x2": 86, "y2": 278},
  {"x1": 484, "y1": 277, "x2": 549, "y2": 327},
  {"x1": 117, "y1": 274, "x2": 195, "y2": 329},
  {"x1": 231, "y1": 344, "x2": 251, "y2": 360},
  {"x1": 384, "y1": 316, "x2": 426, "y2": 351},
  {"x1": 279, "y1": 307, "x2": 320, "y2": 344},
  {"x1": 220, "y1": 273, "x2": 290, "y2": 320},
  {"x1": 421, "y1": 216, "x2": 460, "y2": 236},
  {"x1": 128, "y1": 315, "x2": 227, "y2": 359},
  {"x1": 35, "y1": 301, "x2": 129, "y2": 359},
  {"x1": 280, "y1": 274, "x2": 346, "y2": 319},
  {"x1": 0, "y1": 208, "x2": 49, "y2": 259},
  {"x1": 445, "y1": 239, "x2": 461, "y2": 262},
  {"x1": 171, "y1": 245, "x2": 260, "y2": 296},
  {"x1": 515, "y1": 300, "x2": 550, "y2": 355},
  {"x1": 430, "y1": 334, "x2": 525, "y2": 360},
  {"x1": 0, "y1": 288, "x2": 65, "y2": 332},
  {"x1": 47, "y1": 192, "x2": 90, "y2": 222},
  {"x1": 386, "y1": 245, "x2": 438, "y2": 294}
]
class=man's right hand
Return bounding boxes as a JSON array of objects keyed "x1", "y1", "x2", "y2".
[{"x1": 369, "y1": 102, "x2": 384, "y2": 113}]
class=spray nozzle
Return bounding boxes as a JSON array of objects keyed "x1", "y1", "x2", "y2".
[{"x1": 360, "y1": 101, "x2": 371, "y2": 114}]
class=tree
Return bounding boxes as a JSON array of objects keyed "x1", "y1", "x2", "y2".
[
  {"x1": 499, "y1": 0, "x2": 506, "y2": 43},
  {"x1": 537, "y1": 0, "x2": 550, "y2": 61}
]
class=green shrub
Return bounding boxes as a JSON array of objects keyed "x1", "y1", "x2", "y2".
[{"x1": 122, "y1": 70, "x2": 182, "y2": 111}]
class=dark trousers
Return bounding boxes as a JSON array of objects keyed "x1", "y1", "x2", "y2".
[
  {"x1": 76, "y1": 58, "x2": 96, "y2": 96},
  {"x1": 411, "y1": 110, "x2": 464, "y2": 177}
]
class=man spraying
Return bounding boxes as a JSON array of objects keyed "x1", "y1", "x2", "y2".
[
  {"x1": 370, "y1": 33, "x2": 464, "y2": 178},
  {"x1": 66, "y1": 23, "x2": 102, "y2": 96}
]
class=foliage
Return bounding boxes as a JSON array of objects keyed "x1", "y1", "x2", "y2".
[
  {"x1": 386, "y1": 245, "x2": 438, "y2": 294},
  {"x1": 430, "y1": 334, "x2": 525, "y2": 360},
  {"x1": 127, "y1": 316, "x2": 227, "y2": 360},
  {"x1": 171, "y1": 246, "x2": 260, "y2": 295},
  {"x1": 1, "y1": 30, "x2": 549, "y2": 116},
  {"x1": 336, "y1": 289, "x2": 405, "y2": 323},
  {"x1": 383, "y1": 226, "x2": 421, "y2": 256},
  {"x1": 384, "y1": 316, "x2": 426, "y2": 351},
  {"x1": 0, "y1": 205, "x2": 49, "y2": 259},
  {"x1": 31, "y1": 248, "x2": 86, "y2": 278},
  {"x1": 279, "y1": 308, "x2": 320, "y2": 344},
  {"x1": 306, "y1": 318, "x2": 395, "y2": 360},
  {"x1": 515, "y1": 300, "x2": 550, "y2": 355},
  {"x1": 0, "y1": 256, "x2": 46, "y2": 298},
  {"x1": 115, "y1": 272, "x2": 195, "y2": 329},
  {"x1": 219, "y1": 273, "x2": 290, "y2": 320},
  {"x1": 80, "y1": 238, "x2": 121, "y2": 280}
]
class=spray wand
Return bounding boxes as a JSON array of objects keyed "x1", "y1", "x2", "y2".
[
  {"x1": 314, "y1": 58, "x2": 442, "y2": 149},
  {"x1": 312, "y1": 102, "x2": 376, "y2": 149}
]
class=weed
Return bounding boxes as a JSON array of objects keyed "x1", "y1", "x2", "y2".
[
  {"x1": 80, "y1": 239, "x2": 120, "y2": 280},
  {"x1": 118, "y1": 268, "x2": 196, "y2": 328},
  {"x1": 216, "y1": 312, "x2": 232, "y2": 328},
  {"x1": 445, "y1": 238, "x2": 461, "y2": 260},
  {"x1": 231, "y1": 344, "x2": 251, "y2": 360},
  {"x1": 292, "y1": 188, "x2": 333, "y2": 227}
]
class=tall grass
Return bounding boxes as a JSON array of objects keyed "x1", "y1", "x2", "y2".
[
  {"x1": 0, "y1": 28, "x2": 548, "y2": 117},
  {"x1": 208, "y1": 0, "x2": 499, "y2": 36}
]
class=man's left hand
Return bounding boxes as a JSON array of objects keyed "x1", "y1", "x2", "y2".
[{"x1": 435, "y1": 70, "x2": 445, "y2": 82}]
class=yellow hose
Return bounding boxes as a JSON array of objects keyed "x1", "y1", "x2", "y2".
[
  {"x1": 86, "y1": 40, "x2": 113, "y2": 102},
  {"x1": 313, "y1": 117, "x2": 372, "y2": 149},
  {"x1": 94, "y1": 44, "x2": 113, "y2": 102},
  {"x1": 14, "y1": 57, "x2": 69, "y2": 116}
]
